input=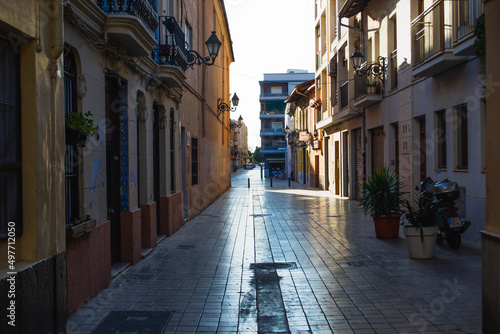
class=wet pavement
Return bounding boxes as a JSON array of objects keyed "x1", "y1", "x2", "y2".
[{"x1": 67, "y1": 168, "x2": 482, "y2": 333}]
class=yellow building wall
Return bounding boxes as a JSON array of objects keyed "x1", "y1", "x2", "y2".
[{"x1": 0, "y1": 0, "x2": 65, "y2": 270}]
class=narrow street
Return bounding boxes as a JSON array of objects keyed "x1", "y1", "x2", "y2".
[{"x1": 67, "y1": 169, "x2": 481, "y2": 334}]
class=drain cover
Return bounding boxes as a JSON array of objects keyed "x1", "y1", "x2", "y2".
[
  {"x1": 249, "y1": 214, "x2": 272, "y2": 217},
  {"x1": 176, "y1": 245, "x2": 195, "y2": 249},
  {"x1": 91, "y1": 311, "x2": 173, "y2": 334},
  {"x1": 250, "y1": 262, "x2": 297, "y2": 270}
]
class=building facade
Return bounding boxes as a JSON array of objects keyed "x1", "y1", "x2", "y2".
[
  {"x1": 313, "y1": 0, "x2": 485, "y2": 246},
  {"x1": 0, "y1": 1, "x2": 67, "y2": 332},
  {"x1": 285, "y1": 79, "x2": 324, "y2": 187},
  {"x1": 230, "y1": 116, "x2": 248, "y2": 169},
  {"x1": 259, "y1": 70, "x2": 314, "y2": 178},
  {"x1": 1, "y1": 0, "x2": 234, "y2": 331},
  {"x1": 483, "y1": 0, "x2": 500, "y2": 330}
]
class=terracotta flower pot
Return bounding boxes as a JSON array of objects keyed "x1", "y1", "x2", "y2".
[{"x1": 371, "y1": 213, "x2": 401, "y2": 238}]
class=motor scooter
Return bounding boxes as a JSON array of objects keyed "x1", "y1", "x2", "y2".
[{"x1": 417, "y1": 176, "x2": 471, "y2": 249}]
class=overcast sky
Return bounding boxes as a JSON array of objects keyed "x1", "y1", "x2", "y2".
[{"x1": 223, "y1": 0, "x2": 316, "y2": 150}]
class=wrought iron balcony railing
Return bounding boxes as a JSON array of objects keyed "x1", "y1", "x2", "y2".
[
  {"x1": 453, "y1": 0, "x2": 483, "y2": 42},
  {"x1": 97, "y1": 0, "x2": 159, "y2": 34},
  {"x1": 411, "y1": 0, "x2": 448, "y2": 67},
  {"x1": 152, "y1": 16, "x2": 189, "y2": 70}
]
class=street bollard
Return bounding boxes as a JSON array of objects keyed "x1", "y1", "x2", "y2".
[
  {"x1": 288, "y1": 177, "x2": 291, "y2": 187},
  {"x1": 248, "y1": 178, "x2": 250, "y2": 188},
  {"x1": 270, "y1": 177, "x2": 273, "y2": 187},
  {"x1": 260, "y1": 165, "x2": 263, "y2": 179}
]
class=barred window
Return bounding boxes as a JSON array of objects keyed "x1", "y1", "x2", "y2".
[{"x1": 0, "y1": 37, "x2": 22, "y2": 238}]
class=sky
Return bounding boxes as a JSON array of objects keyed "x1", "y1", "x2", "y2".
[{"x1": 223, "y1": 0, "x2": 316, "y2": 150}]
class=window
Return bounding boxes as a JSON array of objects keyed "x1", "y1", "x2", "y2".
[
  {"x1": 435, "y1": 110, "x2": 447, "y2": 169},
  {"x1": 0, "y1": 37, "x2": 22, "y2": 237},
  {"x1": 389, "y1": 14, "x2": 398, "y2": 90},
  {"x1": 64, "y1": 48, "x2": 80, "y2": 225},
  {"x1": 170, "y1": 108, "x2": 175, "y2": 193},
  {"x1": 270, "y1": 86, "x2": 282, "y2": 95},
  {"x1": 455, "y1": 104, "x2": 468, "y2": 169},
  {"x1": 191, "y1": 137, "x2": 198, "y2": 185}
]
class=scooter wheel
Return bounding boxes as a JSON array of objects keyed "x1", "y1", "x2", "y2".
[{"x1": 446, "y1": 232, "x2": 461, "y2": 249}]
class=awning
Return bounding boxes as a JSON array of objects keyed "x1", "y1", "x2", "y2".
[{"x1": 339, "y1": 0, "x2": 370, "y2": 18}]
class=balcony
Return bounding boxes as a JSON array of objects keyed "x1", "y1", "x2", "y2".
[
  {"x1": 152, "y1": 16, "x2": 189, "y2": 87},
  {"x1": 260, "y1": 110, "x2": 286, "y2": 119},
  {"x1": 261, "y1": 141, "x2": 287, "y2": 154},
  {"x1": 411, "y1": 0, "x2": 469, "y2": 77},
  {"x1": 97, "y1": 0, "x2": 158, "y2": 57},
  {"x1": 452, "y1": 0, "x2": 483, "y2": 56},
  {"x1": 353, "y1": 75, "x2": 382, "y2": 108},
  {"x1": 260, "y1": 128, "x2": 285, "y2": 136}
]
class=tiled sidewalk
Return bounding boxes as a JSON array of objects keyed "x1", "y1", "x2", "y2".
[{"x1": 67, "y1": 169, "x2": 481, "y2": 333}]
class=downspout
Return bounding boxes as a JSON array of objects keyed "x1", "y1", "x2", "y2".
[
  {"x1": 51, "y1": 0, "x2": 64, "y2": 253},
  {"x1": 51, "y1": 0, "x2": 64, "y2": 331},
  {"x1": 201, "y1": 0, "x2": 206, "y2": 137}
]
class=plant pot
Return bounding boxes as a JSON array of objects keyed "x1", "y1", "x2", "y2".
[
  {"x1": 371, "y1": 213, "x2": 401, "y2": 238},
  {"x1": 404, "y1": 226, "x2": 438, "y2": 259},
  {"x1": 66, "y1": 127, "x2": 88, "y2": 147}
]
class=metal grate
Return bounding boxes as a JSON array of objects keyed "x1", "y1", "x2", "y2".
[
  {"x1": 250, "y1": 262, "x2": 297, "y2": 270},
  {"x1": 176, "y1": 245, "x2": 195, "y2": 250},
  {"x1": 91, "y1": 311, "x2": 173, "y2": 334}
]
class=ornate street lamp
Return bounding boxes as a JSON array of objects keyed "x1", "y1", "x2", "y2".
[
  {"x1": 350, "y1": 49, "x2": 387, "y2": 85},
  {"x1": 283, "y1": 125, "x2": 290, "y2": 136},
  {"x1": 217, "y1": 93, "x2": 239, "y2": 118},
  {"x1": 187, "y1": 31, "x2": 222, "y2": 68},
  {"x1": 230, "y1": 115, "x2": 243, "y2": 129}
]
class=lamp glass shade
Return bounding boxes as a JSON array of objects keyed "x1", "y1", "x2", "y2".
[
  {"x1": 351, "y1": 49, "x2": 364, "y2": 70},
  {"x1": 231, "y1": 93, "x2": 240, "y2": 107},
  {"x1": 284, "y1": 125, "x2": 290, "y2": 135},
  {"x1": 205, "y1": 31, "x2": 222, "y2": 59}
]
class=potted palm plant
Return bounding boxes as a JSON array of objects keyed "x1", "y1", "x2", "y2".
[
  {"x1": 359, "y1": 166, "x2": 403, "y2": 238},
  {"x1": 401, "y1": 198, "x2": 445, "y2": 259},
  {"x1": 66, "y1": 111, "x2": 98, "y2": 147}
]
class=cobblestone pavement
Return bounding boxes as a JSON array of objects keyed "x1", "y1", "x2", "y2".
[{"x1": 67, "y1": 168, "x2": 481, "y2": 334}]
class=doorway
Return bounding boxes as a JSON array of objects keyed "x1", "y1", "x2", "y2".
[
  {"x1": 324, "y1": 137, "x2": 329, "y2": 191},
  {"x1": 105, "y1": 74, "x2": 123, "y2": 264},
  {"x1": 335, "y1": 140, "x2": 340, "y2": 195},
  {"x1": 153, "y1": 105, "x2": 161, "y2": 233},
  {"x1": 418, "y1": 117, "x2": 426, "y2": 182},
  {"x1": 181, "y1": 127, "x2": 187, "y2": 220},
  {"x1": 372, "y1": 126, "x2": 384, "y2": 172}
]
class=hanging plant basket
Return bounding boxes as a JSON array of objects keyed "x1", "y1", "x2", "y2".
[{"x1": 66, "y1": 127, "x2": 89, "y2": 147}]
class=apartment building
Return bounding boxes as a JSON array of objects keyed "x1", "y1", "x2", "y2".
[
  {"x1": 260, "y1": 70, "x2": 314, "y2": 178},
  {"x1": 314, "y1": 0, "x2": 485, "y2": 246}
]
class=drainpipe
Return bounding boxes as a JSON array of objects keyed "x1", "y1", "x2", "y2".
[
  {"x1": 51, "y1": 0, "x2": 64, "y2": 252},
  {"x1": 201, "y1": 0, "x2": 206, "y2": 137},
  {"x1": 50, "y1": 1, "x2": 64, "y2": 330}
]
